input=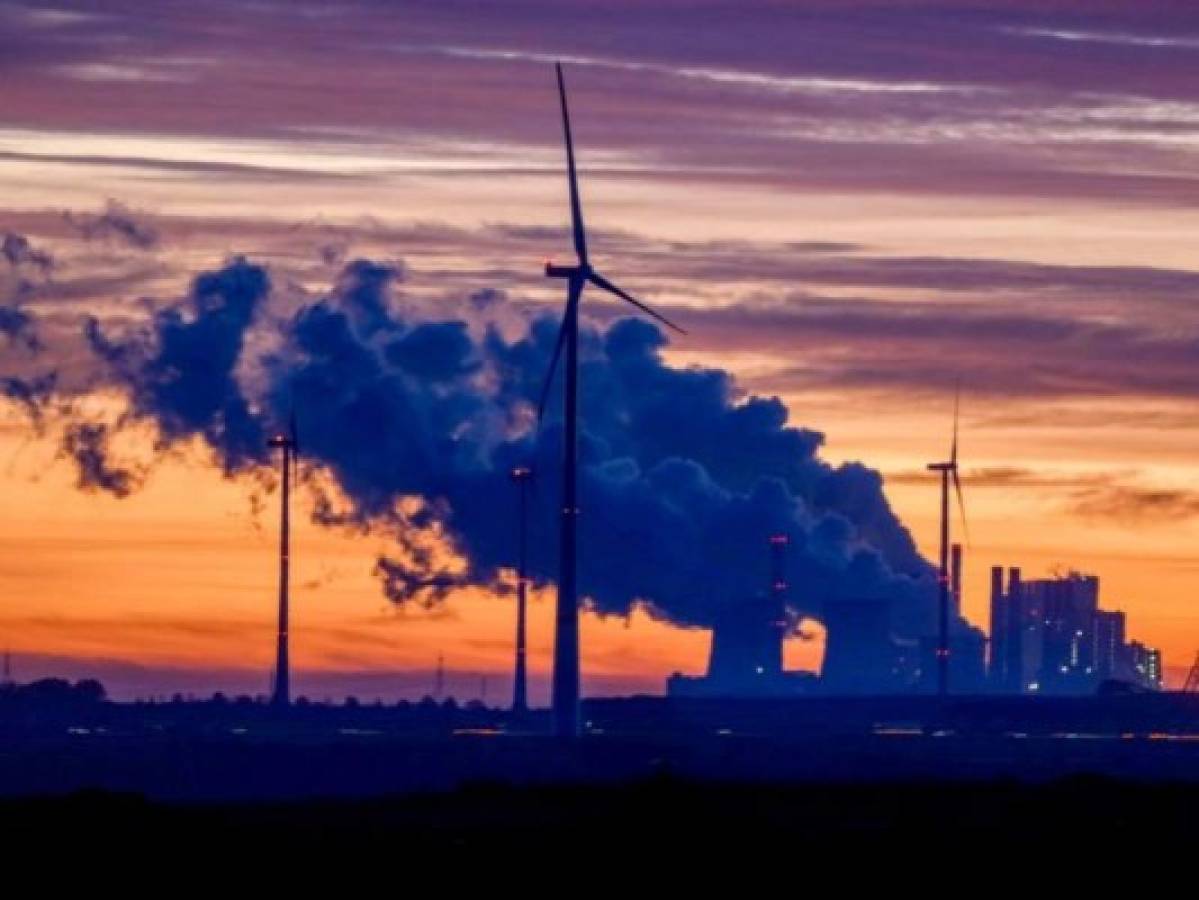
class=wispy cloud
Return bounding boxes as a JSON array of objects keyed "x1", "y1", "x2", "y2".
[
  {"x1": 1071, "y1": 485, "x2": 1199, "y2": 524},
  {"x1": 417, "y1": 44, "x2": 979, "y2": 95},
  {"x1": 1006, "y1": 27, "x2": 1199, "y2": 51}
]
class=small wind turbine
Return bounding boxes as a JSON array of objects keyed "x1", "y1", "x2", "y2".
[
  {"x1": 267, "y1": 412, "x2": 299, "y2": 707},
  {"x1": 926, "y1": 388, "x2": 968, "y2": 696},
  {"x1": 540, "y1": 63, "x2": 685, "y2": 738}
]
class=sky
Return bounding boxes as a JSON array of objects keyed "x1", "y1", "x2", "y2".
[{"x1": 3, "y1": 0, "x2": 1199, "y2": 700}]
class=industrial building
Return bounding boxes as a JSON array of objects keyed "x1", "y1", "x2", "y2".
[
  {"x1": 668, "y1": 537, "x2": 988, "y2": 697},
  {"x1": 668, "y1": 534, "x2": 818, "y2": 697},
  {"x1": 989, "y1": 567, "x2": 1162, "y2": 694}
]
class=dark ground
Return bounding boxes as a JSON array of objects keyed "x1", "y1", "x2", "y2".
[
  {"x1": 4, "y1": 690, "x2": 1199, "y2": 863},
  {"x1": 1, "y1": 776, "x2": 1191, "y2": 860}
]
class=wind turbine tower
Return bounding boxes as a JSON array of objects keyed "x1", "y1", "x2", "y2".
[
  {"x1": 540, "y1": 63, "x2": 685, "y2": 737},
  {"x1": 268, "y1": 414, "x2": 298, "y2": 708},
  {"x1": 926, "y1": 392, "x2": 968, "y2": 696}
]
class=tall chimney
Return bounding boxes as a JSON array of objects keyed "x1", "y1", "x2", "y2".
[
  {"x1": 510, "y1": 466, "x2": 532, "y2": 714},
  {"x1": 267, "y1": 427, "x2": 295, "y2": 708},
  {"x1": 768, "y1": 533, "x2": 789, "y2": 675},
  {"x1": 989, "y1": 565, "x2": 1005, "y2": 685}
]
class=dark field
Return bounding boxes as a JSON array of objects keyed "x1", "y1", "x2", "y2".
[
  {"x1": 1, "y1": 776, "x2": 1191, "y2": 858},
  {"x1": 5, "y1": 691, "x2": 1199, "y2": 862}
]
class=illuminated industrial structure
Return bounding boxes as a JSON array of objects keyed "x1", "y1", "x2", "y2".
[{"x1": 989, "y1": 567, "x2": 1162, "y2": 693}]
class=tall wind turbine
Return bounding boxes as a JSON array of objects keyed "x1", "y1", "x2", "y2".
[
  {"x1": 540, "y1": 62, "x2": 685, "y2": 738},
  {"x1": 926, "y1": 390, "x2": 968, "y2": 696},
  {"x1": 510, "y1": 465, "x2": 533, "y2": 715},
  {"x1": 268, "y1": 413, "x2": 299, "y2": 708}
]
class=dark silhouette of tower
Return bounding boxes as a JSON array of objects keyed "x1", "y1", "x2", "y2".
[
  {"x1": 821, "y1": 597, "x2": 900, "y2": 692},
  {"x1": 926, "y1": 391, "x2": 967, "y2": 696},
  {"x1": 769, "y1": 533, "x2": 789, "y2": 668},
  {"x1": 540, "y1": 62, "x2": 684, "y2": 737},
  {"x1": 511, "y1": 465, "x2": 532, "y2": 714},
  {"x1": 434, "y1": 653, "x2": 445, "y2": 700},
  {"x1": 267, "y1": 414, "x2": 298, "y2": 708}
]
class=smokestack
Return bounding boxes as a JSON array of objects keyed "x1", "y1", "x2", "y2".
[
  {"x1": 769, "y1": 533, "x2": 789, "y2": 673},
  {"x1": 770, "y1": 533, "x2": 788, "y2": 598},
  {"x1": 988, "y1": 565, "x2": 1005, "y2": 685},
  {"x1": 511, "y1": 466, "x2": 532, "y2": 714},
  {"x1": 1008, "y1": 567, "x2": 1022, "y2": 596},
  {"x1": 267, "y1": 425, "x2": 296, "y2": 708},
  {"x1": 950, "y1": 543, "x2": 963, "y2": 617}
]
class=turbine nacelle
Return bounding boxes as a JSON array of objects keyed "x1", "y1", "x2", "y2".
[{"x1": 545, "y1": 261, "x2": 584, "y2": 279}]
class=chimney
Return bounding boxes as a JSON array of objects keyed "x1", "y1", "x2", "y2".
[
  {"x1": 991, "y1": 565, "x2": 1004, "y2": 603},
  {"x1": 769, "y1": 533, "x2": 789, "y2": 634},
  {"x1": 769, "y1": 533, "x2": 789, "y2": 674}
]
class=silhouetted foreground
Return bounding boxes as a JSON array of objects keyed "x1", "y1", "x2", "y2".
[
  {"x1": 6, "y1": 680, "x2": 1199, "y2": 803},
  {"x1": 9, "y1": 730, "x2": 1199, "y2": 800},
  {"x1": 1, "y1": 778, "x2": 1195, "y2": 856}
]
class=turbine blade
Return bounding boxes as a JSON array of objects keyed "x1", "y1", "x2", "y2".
[
  {"x1": 952, "y1": 468, "x2": 970, "y2": 548},
  {"x1": 288, "y1": 409, "x2": 301, "y2": 479},
  {"x1": 950, "y1": 380, "x2": 960, "y2": 465},
  {"x1": 537, "y1": 281, "x2": 582, "y2": 420},
  {"x1": 556, "y1": 63, "x2": 587, "y2": 265},
  {"x1": 588, "y1": 271, "x2": 686, "y2": 335}
]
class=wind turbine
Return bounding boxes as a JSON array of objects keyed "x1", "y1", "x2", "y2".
[
  {"x1": 268, "y1": 412, "x2": 299, "y2": 707},
  {"x1": 926, "y1": 389, "x2": 968, "y2": 696},
  {"x1": 510, "y1": 464, "x2": 533, "y2": 715},
  {"x1": 540, "y1": 62, "x2": 685, "y2": 738}
]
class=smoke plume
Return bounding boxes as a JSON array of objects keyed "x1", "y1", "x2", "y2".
[{"x1": 11, "y1": 253, "x2": 952, "y2": 640}]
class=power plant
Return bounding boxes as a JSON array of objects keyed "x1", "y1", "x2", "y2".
[
  {"x1": 989, "y1": 567, "x2": 1161, "y2": 694},
  {"x1": 234, "y1": 62, "x2": 1163, "y2": 721},
  {"x1": 668, "y1": 534, "x2": 817, "y2": 697},
  {"x1": 665, "y1": 537, "x2": 1177, "y2": 698}
]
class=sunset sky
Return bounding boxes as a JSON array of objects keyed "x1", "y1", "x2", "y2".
[{"x1": 3, "y1": 0, "x2": 1199, "y2": 700}]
